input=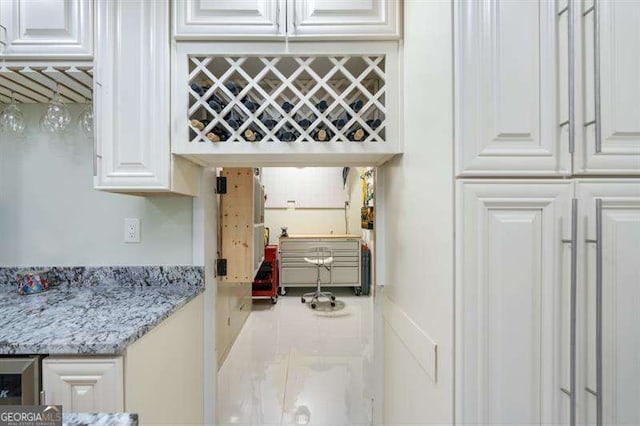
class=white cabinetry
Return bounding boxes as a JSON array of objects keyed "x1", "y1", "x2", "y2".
[
  {"x1": 456, "y1": 181, "x2": 573, "y2": 425},
  {"x1": 173, "y1": 0, "x2": 400, "y2": 40},
  {"x1": 456, "y1": 0, "x2": 640, "y2": 177},
  {"x1": 94, "y1": 0, "x2": 200, "y2": 195},
  {"x1": 577, "y1": 180, "x2": 640, "y2": 425},
  {"x1": 42, "y1": 357, "x2": 124, "y2": 412},
  {"x1": 576, "y1": 0, "x2": 640, "y2": 175},
  {"x1": 457, "y1": 180, "x2": 640, "y2": 425},
  {"x1": 173, "y1": 0, "x2": 285, "y2": 39},
  {"x1": 288, "y1": 0, "x2": 400, "y2": 39},
  {"x1": 0, "y1": 0, "x2": 93, "y2": 58},
  {"x1": 455, "y1": 0, "x2": 569, "y2": 176}
]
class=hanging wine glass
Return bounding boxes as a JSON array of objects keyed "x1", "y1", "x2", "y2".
[
  {"x1": 0, "y1": 93, "x2": 26, "y2": 134},
  {"x1": 41, "y1": 87, "x2": 71, "y2": 133},
  {"x1": 78, "y1": 100, "x2": 93, "y2": 136}
]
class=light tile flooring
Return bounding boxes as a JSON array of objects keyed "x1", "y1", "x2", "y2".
[{"x1": 217, "y1": 288, "x2": 376, "y2": 426}]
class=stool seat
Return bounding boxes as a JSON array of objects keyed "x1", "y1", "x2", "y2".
[{"x1": 303, "y1": 256, "x2": 333, "y2": 266}]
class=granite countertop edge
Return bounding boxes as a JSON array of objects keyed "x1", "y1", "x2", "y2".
[
  {"x1": 0, "y1": 266, "x2": 204, "y2": 356},
  {"x1": 1, "y1": 286, "x2": 204, "y2": 356}
]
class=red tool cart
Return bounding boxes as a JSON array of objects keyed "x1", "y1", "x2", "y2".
[{"x1": 252, "y1": 245, "x2": 279, "y2": 304}]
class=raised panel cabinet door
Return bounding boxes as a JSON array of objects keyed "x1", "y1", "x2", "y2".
[
  {"x1": 94, "y1": 0, "x2": 171, "y2": 191},
  {"x1": 456, "y1": 181, "x2": 573, "y2": 425},
  {"x1": 455, "y1": 0, "x2": 570, "y2": 176},
  {"x1": 577, "y1": 180, "x2": 640, "y2": 425},
  {"x1": 577, "y1": 1, "x2": 640, "y2": 174},
  {"x1": 288, "y1": 0, "x2": 400, "y2": 39},
  {"x1": 42, "y1": 357, "x2": 124, "y2": 412},
  {"x1": 173, "y1": 0, "x2": 285, "y2": 39},
  {"x1": 0, "y1": 0, "x2": 92, "y2": 58}
]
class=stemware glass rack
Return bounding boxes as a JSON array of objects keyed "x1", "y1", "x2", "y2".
[{"x1": 187, "y1": 55, "x2": 387, "y2": 144}]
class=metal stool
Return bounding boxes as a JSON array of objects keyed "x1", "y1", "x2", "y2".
[{"x1": 301, "y1": 246, "x2": 336, "y2": 309}]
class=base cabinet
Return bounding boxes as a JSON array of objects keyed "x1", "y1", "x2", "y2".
[
  {"x1": 456, "y1": 181, "x2": 573, "y2": 425},
  {"x1": 41, "y1": 296, "x2": 204, "y2": 424},
  {"x1": 457, "y1": 180, "x2": 640, "y2": 425},
  {"x1": 42, "y1": 357, "x2": 124, "y2": 412},
  {"x1": 577, "y1": 180, "x2": 640, "y2": 425}
]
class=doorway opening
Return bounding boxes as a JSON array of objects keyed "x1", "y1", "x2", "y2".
[{"x1": 214, "y1": 165, "x2": 381, "y2": 426}]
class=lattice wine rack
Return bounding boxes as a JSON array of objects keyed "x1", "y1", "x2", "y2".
[{"x1": 187, "y1": 55, "x2": 386, "y2": 144}]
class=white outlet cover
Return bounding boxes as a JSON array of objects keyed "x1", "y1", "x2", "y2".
[{"x1": 124, "y1": 218, "x2": 140, "y2": 243}]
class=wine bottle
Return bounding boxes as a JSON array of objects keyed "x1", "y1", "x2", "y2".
[
  {"x1": 281, "y1": 101, "x2": 294, "y2": 113},
  {"x1": 190, "y1": 119, "x2": 205, "y2": 131},
  {"x1": 331, "y1": 117, "x2": 346, "y2": 130},
  {"x1": 261, "y1": 118, "x2": 278, "y2": 130},
  {"x1": 242, "y1": 125, "x2": 264, "y2": 142},
  {"x1": 312, "y1": 126, "x2": 332, "y2": 142},
  {"x1": 366, "y1": 118, "x2": 382, "y2": 130},
  {"x1": 190, "y1": 83, "x2": 204, "y2": 96},
  {"x1": 278, "y1": 126, "x2": 298, "y2": 142},
  {"x1": 208, "y1": 97, "x2": 226, "y2": 113},
  {"x1": 206, "y1": 126, "x2": 230, "y2": 143},
  {"x1": 349, "y1": 99, "x2": 364, "y2": 113},
  {"x1": 225, "y1": 109, "x2": 244, "y2": 130},
  {"x1": 225, "y1": 82, "x2": 239, "y2": 96},
  {"x1": 315, "y1": 100, "x2": 328, "y2": 113},
  {"x1": 242, "y1": 98, "x2": 259, "y2": 113},
  {"x1": 347, "y1": 127, "x2": 367, "y2": 142},
  {"x1": 297, "y1": 117, "x2": 312, "y2": 129}
]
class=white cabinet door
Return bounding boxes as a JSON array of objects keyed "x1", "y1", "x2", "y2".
[
  {"x1": 577, "y1": 1, "x2": 640, "y2": 175},
  {"x1": 173, "y1": 0, "x2": 285, "y2": 39},
  {"x1": 577, "y1": 180, "x2": 640, "y2": 425},
  {"x1": 0, "y1": 0, "x2": 92, "y2": 58},
  {"x1": 456, "y1": 180, "x2": 573, "y2": 425},
  {"x1": 288, "y1": 0, "x2": 400, "y2": 39},
  {"x1": 42, "y1": 357, "x2": 124, "y2": 412},
  {"x1": 94, "y1": 0, "x2": 199, "y2": 194},
  {"x1": 455, "y1": 0, "x2": 570, "y2": 176}
]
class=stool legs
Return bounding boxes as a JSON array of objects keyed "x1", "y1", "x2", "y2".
[{"x1": 301, "y1": 264, "x2": 336, "y2": 309}]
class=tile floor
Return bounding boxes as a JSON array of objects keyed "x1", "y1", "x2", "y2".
[{"x1": 217, "y1": 288, "x2": 376, "y2": 426}]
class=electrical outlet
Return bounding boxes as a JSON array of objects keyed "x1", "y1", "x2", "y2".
[{"x1": 124, "y1": 218, "x2": 140, "y2": 243}]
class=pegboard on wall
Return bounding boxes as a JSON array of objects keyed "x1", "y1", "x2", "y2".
[{"x1": 262, "y1": 168, "x2": 348, "y2": 209}]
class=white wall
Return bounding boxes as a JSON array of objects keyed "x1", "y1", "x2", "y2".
[
  {"x1": 263, "y1": 167, "x2": 363, "y2": 244},
  {"x1": 0, "y1": 104, "x2": 193, "y2": 266},
  {"x1": 381, "y1": 0, "x2": 454, "y2": 424}
]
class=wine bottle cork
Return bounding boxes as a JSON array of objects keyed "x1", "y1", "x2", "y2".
[
  {"x1": 206, "y1": 132, "x2": 220, "y2": 143},
  {"x1": 244, "y1": 129, "x2": 256, "y2": 142},
  {"x1": 318, "y1": 129, "x2": 328, "y2": 141},
  {"x1": 190, "y1": 119, "x2": 204, "y2": 130},
  {"x1": 354, "y1": 128, "x2": 365, "y2": 141}
]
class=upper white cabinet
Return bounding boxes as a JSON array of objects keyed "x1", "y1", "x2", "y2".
[
  {"x1": 455, "y1": 0, "x2": 570, "y2": 176},
  {"x1": 456, "y1": 180, "x2": 574, "y2": 425},
  {"x1": 94, "y1": 0, "x2": 200, "y2": 195},
  {"x1": 173, "y1": 0, "x2": 400, "y2": 40},
  {"x1": 576, "y1": 0, "x2": 640, "y2": 175},
  {"x1": 0, "y1": 0, "x2": 93, "y2": 59},
  {"x1": 287, "y1": 0, "x2": 400, "y2": 39},
  {"x1": 173, "y1": 0, "x2": 285, "y2": 39}
]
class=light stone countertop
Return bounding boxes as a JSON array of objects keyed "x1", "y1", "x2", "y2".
[
  {"x1": 0, "y1": 266, "x2": 204, "y2": 355},
  {"x1": 63, "y1": 412, "x2": 138, "y2": 426}
]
